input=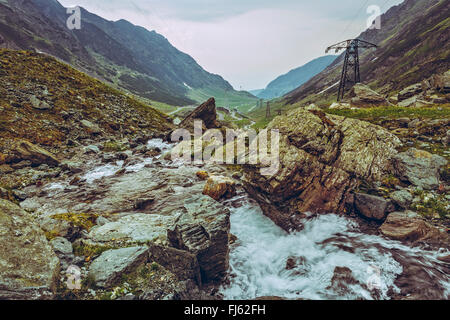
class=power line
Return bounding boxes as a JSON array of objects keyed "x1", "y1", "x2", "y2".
[{"x1": 339, "y1": 0, "x2": 370, "y2": 39}]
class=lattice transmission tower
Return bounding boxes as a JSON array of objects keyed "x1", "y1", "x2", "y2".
[{"x1": 326, "y1": 39, "x2": 377, "y2": 101}]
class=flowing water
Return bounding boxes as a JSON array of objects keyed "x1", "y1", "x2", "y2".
[{"x1": 220, "y1": 199, "x2": 450, "y2": 300}]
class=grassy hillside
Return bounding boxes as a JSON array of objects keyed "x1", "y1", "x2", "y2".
[
  {"x1": 0, "y1": 0, "x2": 254, "y2": 107},
  {"x1": 0, "y1": 49, "x2": 173, "y2": 152}
]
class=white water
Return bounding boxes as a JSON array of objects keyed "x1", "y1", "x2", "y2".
[
  {"x1": 221, "y1": 201, "x2": 450, "y2": 300},
  {"x1": 82, "y1": 161, "x2": 124, "y2": 184}
]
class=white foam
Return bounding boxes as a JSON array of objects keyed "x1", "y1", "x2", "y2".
[
  {"x1": 147, "y1": 138, "x2": 172, "y2": 152},
  {"x1": 221, "y1": 202, "x2": 449, "y2": 300},
  {"x1": 82, "y1": 161, "x2": 124, "y2": 184}
]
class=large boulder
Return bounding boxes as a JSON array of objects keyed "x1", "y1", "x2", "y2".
[
  {"x1": 167, "y1": 194, "x2": 230, "y2": 283},
  {"x1": 354, "y1": 193, "x2": 392, "y2": 221},
  {"x1": 202, "y1": 175, "x2": 236, "y2": 201},
  {"x1": 7, "y1": 139, "x2": 59, "y2": 166},
  {"x1": 178, "y1": 98, "x2": 220, "y2": 131},
  {"x1": 86, "y1": 214, "x2": 173, "y2": 245},
  {"x1": 242, "y1": 108, "x2": 401, "y2": 231},
  {"x1": 380, "y1": 211, "x2": 442, "y2": 242},
  {"x1": 0, "y1": 200, "x2": 60, "y2": 299},
  {"x1": 398, "y1": 83, "x2": 422, "y2": 101},
  {"x1": 349, "y1": 84, "x2": 388, "y2": 107},
  {"x1": 392, "y1": 148, "x2": 447, "y2": 190},
  {"x1": 429, "y1": 70, "x2": 450, "y2": 93}
]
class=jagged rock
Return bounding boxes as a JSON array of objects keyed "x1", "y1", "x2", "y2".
[
  {"x1": 178, "y1": 98, "x2": 220, "y2": 131},
  {"x1": 168, "y1": 194, "x2": 230, "y2": 283},
  {"x1": 354, "y1": 193, "x2": 391, "y2": 221},
  {"x1": 429, "y1": 94, "x2": 447, "y2": 104},
  {"x1": 7, "y1": 139, "x2": 59, "y2": 166},
  {"x1": 202, "y1": 175, "x2": 236, "y2": 201},
  {"x1": 390, "y1": 190, "x2": 414, "y2": 209},
  {"x1": 11, "y1": 160, "x2": 32, "y2": 169},
  {"x1": 242, "y1": 108, "x2": 401, "y2": 231},
  {"x1": 429, "y1": 70, "x2": 450, "y2": 93},
  {"x1": 87, "y1": 214, "x2": 173, "y2": 245},
  {"x1": 398, "y1": 96, "x2": 422, "y2": 107},
  {"x1": 329, "y1": 102, "x2": 351, "y2": 110},
  {"x1": 88, "y1": 246, "x2": 148, "y2": 288},
  {"x1": 29, "y1": 95, "x2": 52, "y2": 110},
  {"x1": 380, "y1": 211, "x2": 440, "y2": 242},
  {"x1": 80, "y1": 120, "x2": 101, "y2": 134},
  {"x1": 0, "y1": 200, "x2": 60, "y2": 299},
  {"x1": 393, "y1": 148, "x2": 447, "y2": 190},
  {"x1": 50, "y1": 237, "x2": 73, "y2": 255},
  {"x1": 398, "y1": 84, "x2": 422, "y2": 101},
  {"x1": 349, "y1": 84, "x2": 388, "y2": 106},
  {"x1": 84, "y1": 145, "x2": 100, "y2": 154}
]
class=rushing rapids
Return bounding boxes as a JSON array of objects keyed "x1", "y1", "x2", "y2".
[{"x1": 220, "y1": 199, "x2": 450, "y2": 300}]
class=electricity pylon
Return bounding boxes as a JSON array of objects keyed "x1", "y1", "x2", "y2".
[
  {"x1": 266, "y1": 101, "x2": 271, "y2": 118},
  {"x1": 326, "y1": 39, "x2": 377, "y2": 101}
]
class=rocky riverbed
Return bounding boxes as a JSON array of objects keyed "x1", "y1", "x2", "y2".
[{"x1": 0, "y1": 135, "x2": 448, "y2": 300}]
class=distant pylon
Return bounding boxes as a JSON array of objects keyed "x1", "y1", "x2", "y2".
[
  {"x1": 326, "y1": 39, "x2": 377, "y2": 101},
  {"x1": 266, "y1": 101, "x2": 271, "y2": 118}
]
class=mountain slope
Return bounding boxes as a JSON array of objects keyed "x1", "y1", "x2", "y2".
[
  {"x1": 255, "y1": 55, "x2": 337, "y2": 99},
  {"x1": 0, "y1": 0, "x2": 256, "y2": 107},
  {"x1": 0, "y1": 49, "x2": 173, "y2": 153},
  {"x1": 285, "y1": 0, "x2": 450, "y2": 105}
]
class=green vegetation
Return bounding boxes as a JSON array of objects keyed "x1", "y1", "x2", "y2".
[
  {"x1": 50, "y1": 212, "x2": 99, "y2": 231},
  {"x1": 0, "y1": 49, "x2": 173, "y2": 150},
  {"x1": 188, "y1": 86, "x2": 258, "y2": 109},
  {"x1": 411, "y1": 189, "x2": 449, "y2": 219},
  {"x1": 72, "y1": 242, "x2": 113, "y2": 259},
  {"x1": 325, "y1": 105, "x2": 450, "y2": 120},
  {"x1": 103, "y1": 140, "x2": 128, "y2": 152}
]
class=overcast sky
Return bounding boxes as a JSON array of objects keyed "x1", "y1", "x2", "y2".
[{"x1": 59, "y1": 0, "x2": 403, "y2": 90}]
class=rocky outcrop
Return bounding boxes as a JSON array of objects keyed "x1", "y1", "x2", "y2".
[
  {"x1": 178, "y1": 98, "x2": 220, "y2": 131},
  {"x1": 349, "y1": 84, "x2": 388, "y2": 107},
  {"x1": 242, "y1": 108, "x2": 401, "y2": 231},
  {"x1": 6, "y1": 139, "x2": 59, "y2": 166},
  {"x1": 0, "y1": 200, "x2": 60, "y2": 299},
  {"x1": 88, "y1": 246, "x2": 149, "y2": 288},
  {"x1": 380, "y1": 211, "x2": 443, "y2": 242},
  {"x1": 398, "y1": 83, "x2": 423, "y2": 101},
  {"x1": 167, "y1": 194, "x2": 230, "y2": 283},
  {"x1": 393, "y1": 148, "x2": 447, "y2": 190},
  {"x1": 202, "y1": 176, "x2": 237, "y2": 201},
  {"x1": 354, "y1": 193, "x2": 393, "y2": 221}
]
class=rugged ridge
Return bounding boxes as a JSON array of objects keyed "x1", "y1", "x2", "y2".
[
  {"x1": 286, "y1": 0, "x2": 450, "y2": 105},
  {"x1": 0, "y1": 0, "x2": 255, "y2": 106},
  {"x1": 242, "y1": 108, "x2": 402, "y2": 231}
]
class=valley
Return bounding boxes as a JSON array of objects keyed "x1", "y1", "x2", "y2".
[{"x1": 0, "y1": 0, "x2": 449, "y2": 302}]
